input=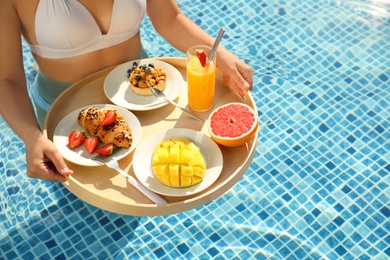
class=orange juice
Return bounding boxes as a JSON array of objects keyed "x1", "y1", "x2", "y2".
[{"x1": 187, "y1": 55, "x2": 216, "y2": 111}]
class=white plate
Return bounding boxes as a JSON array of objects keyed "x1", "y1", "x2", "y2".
[
  {"x1": 103, "y1": 59, "x2": 184, "y2": 111},
  {"x1": 53, "y1": 104, "x2": 142, "y2": 167},
  {"x1": 133, "y1": 128, "x2": 223, "y2": 197}
]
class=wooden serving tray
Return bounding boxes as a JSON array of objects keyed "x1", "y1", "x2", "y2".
[{"x1": 44, "y1": 57, "x2": 258, "y2": 216}]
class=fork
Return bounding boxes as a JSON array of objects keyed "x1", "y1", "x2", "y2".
[{"x1": 92, "y1": 155, "x2": 167, "y2": 205}]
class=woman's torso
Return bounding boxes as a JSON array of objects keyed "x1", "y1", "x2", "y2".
[{"x1": 17, "y1": 0, "x2": 146, "y2": 83}]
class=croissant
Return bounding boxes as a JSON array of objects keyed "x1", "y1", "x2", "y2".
[{"x1": 77, "y1": 107, "x2": 133, "y2": 149}]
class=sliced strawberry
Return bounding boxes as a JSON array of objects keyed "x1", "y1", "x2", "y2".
[
  {"x1": 195, "y1": 49, "x2": 207, "y2": 67},
  {"x1": 95, "y1": 143, "x2": 116, "y2": 156},
  {"x1": 84, "y1": 136, "x2": 99, "y2": 154},
  {"x1": 101, "y1": 110, "x2": 117, "y2": 126},
  {"x1": 68, "y1": 130, "x2": 86, "y2": 148}
]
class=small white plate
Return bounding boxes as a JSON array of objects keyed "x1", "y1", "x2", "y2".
[
  {"x1": 133, "y1": 128, "x2": 223, "y2": 197},
  {"x1": 53, "y1": 104, "x2": 142, "y2": 167},
  {"x1": 103, "y1": 59, "x2": 184, "y2": 111}
]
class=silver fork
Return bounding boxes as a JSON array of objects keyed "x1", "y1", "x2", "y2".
[{"x1": 92, "y1": 155, "x2": 167, "y2": 205}]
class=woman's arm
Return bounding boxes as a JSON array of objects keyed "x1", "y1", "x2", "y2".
[
  {"x1": 0, "y1": 1, "x2": 36, "y2": 138},
  {"x1": 0, "y1": 1, "x2": 72, "y2": 182},
  {"x1": 147, "y1": 0, "x2": 253, "y2": 96}
]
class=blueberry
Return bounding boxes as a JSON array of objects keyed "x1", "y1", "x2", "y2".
[
  {"x1": 126, "y1": 69, "x2": 133, "y2": 78},
  {"x1": 145, "y1": 67, "x2": 152, "y2": 74},
  {"x1": 135, "y1": 74, "x2": 141, "y2": 81},
  {"x1": 148, "y1": 63, "x2": 155, "y2": 68}
]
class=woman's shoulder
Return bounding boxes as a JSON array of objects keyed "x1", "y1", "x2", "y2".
[{"x1": 5, "y1": 0, "x2": 39, "y2": 44}]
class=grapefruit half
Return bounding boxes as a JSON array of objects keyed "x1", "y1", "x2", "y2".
[{"x1": 207, "y1": 102, "x2": 258, "y2": 147}]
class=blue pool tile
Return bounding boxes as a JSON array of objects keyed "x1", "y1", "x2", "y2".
[
  {"x1": 1, "y1": 0, "x2": 390, "y2": 259},
  {"x1": 385, "y1": 247, "x2": 390, "y2": 257},
  {"x1": 380, "y1": 207, "x2": 390, "y2": 218},
  {"x1": 336, "y1": 245, "x2": 349, "y2": 257},
  {"x1": 378, "y1": 73, "x2": 389, "y2": 82}
]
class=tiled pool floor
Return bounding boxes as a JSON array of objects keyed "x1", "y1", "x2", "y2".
[{"x1": 1, "y1": 0, "x2": 389, "y2": 259}]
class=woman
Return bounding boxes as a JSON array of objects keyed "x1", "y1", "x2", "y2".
[{"x1": 0, "y1": 0, "x2": 253, "y2": 182}]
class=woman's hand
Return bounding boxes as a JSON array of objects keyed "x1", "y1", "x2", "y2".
[
  {"x1": 25, "y1": 134, "x2": 73, "y2": 182},
  {"x1": 216, "y1": 48, "x2": 253, "y2": 98}
]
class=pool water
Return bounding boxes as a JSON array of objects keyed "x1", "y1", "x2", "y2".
[{"x1": 1, "y1": 0, "x2": 389, "y2": 259}]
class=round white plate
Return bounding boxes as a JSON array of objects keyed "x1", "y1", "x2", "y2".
[
  {"x1": 133, "y1": 128, "x2": 223, "y2": 197},
  {"x1": 103, "y1": 59, "x2": 184, "y2": 111},
  {"x1": 53, "y1": 104, "x2": 142, "y2": 167}
]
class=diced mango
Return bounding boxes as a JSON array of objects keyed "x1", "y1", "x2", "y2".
[
  {"x1": 181, "y1": 149, "x2": 193, "y2": 165},
  {"x1": 170, "y1": 138, "x2": 187, "y2": 146},
  {"x1": 191, "y1": 155, "x2": 206, "y2": 168},
  {"x1": 194, "y1": 166, "x2": 205, "y2": 177},
  {"x1": 192, "y1": 176, "x2": 203, "y2": 185},
  {"x1": 158, "y1": 173, "x2": 170, "y2": 186},
  {"x1": 151, "y1": 138, "x2": 206, "y2": 188},
  {"x1": 169, "y1": 164, "x2": 179, "y2": 176},
  {"x1": 159, "y1": 139, "x2": 175, "y2": 147},
  {"x1": 157, "y1": 147, "x2": 170, "y2": 163},
  {"x1": 181, "y1": 175, "x2": 192, "y2": 187},
  {"x1": 151, "y1": 153, "x2": 160, "y2": 166},
  {"x1": 180, "y1": 165, "x2": 193, "y2": 176},
  {"x1": 170, "y1": 174, "x2": 180, "y2": 187},
  {"x1": 169, "y1": 144, "x2": 180, "y2": 163}
]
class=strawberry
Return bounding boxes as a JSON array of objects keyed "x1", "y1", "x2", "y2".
[
  {"x1": 84, "y1": 136, "x2": 99, "y2": 154},
  {"x1": 195, "y1": 49, "x2": 207, "y2": 67},
  {"x1": 95, "y1": 143, "x2": 116, "y2": 156},
  {"x1": 68, "y1": 130, "x2": 86, "y2": 148},
  {"x1": 101, "y1": 110, "x2": 117, "y2": 126}
]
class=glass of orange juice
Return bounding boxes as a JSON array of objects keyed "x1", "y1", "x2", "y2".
[{"x1": 186, "y1": 45, "x2": 216, "y2": 111}]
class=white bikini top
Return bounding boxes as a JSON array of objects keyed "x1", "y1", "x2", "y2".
[{"x1": 29, "y1": 0, "x2": 146, "y2": 59}]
